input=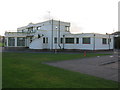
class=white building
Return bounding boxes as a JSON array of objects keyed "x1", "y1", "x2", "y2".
[{"x1": 5, "y1": 20, "x2": 114, "y2": 50}]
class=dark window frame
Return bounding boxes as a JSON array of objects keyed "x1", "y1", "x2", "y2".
[
  {"x1": 8, "y1": 37, "x2": 15, "y2": 46},
  {"x1": 76, "y1": 38, "x2": 79, "y2": 44},
  {"x1": 61, "y1": 38, "x2": 63, "y2": 43},
  {"x1": 65, "y1": 26, "x2": 70, "y2": 32},
  {"x1": 54, "y1": 37, "x2": 57, "y2": 44},
  {"x1": 108, "y1": 38, "x2": 111, "y2": 44},
  {"x1": 65, "y1": 38, "x2": 74, "y2": 44},
  {"x1": 82, "y1": 37, "x2": 91, "y2": 44},
  {"x1": 17, "y1": 37, "x2": 25, "y2": 46},
  {"x1": 102, "y1": 38, "x2": 107, "y2": 44},
  {"x1": 43, "y1": 37, "x2": 45, "y2": 43}
]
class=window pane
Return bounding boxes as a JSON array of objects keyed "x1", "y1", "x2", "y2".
[
  {"x1": 65, "y1": 26, "x2": 70, "y2": 32},
  {"x1": 102, "y1": 38, "x2": 107, "y2": 44},
  {"x1": 82, "y1": 37, "x2": 90, "y2": 44},
  {"x1": 17, "y1": 37, "x2": 25, "y2": 46},
  {"x1": 65, "y1": 38, "x2": 74, "y2": 43},
  {"x1": 76, "y1": 38, "x2": 79, "y2": 44},
  {"x1": 61, "y1": 38, "x2": 63, "y2": 43},
  {"x1": 43, "y1": 37, "x2": 45, "y2": 43},
  {"x1": 108, "y1": 38, "x2": 111, "y2": 44},
  {"x1": 46, "y1": 37, "x2": 48, "y2": 43},
  {"x1": 54, "y1": 37, "x2": 57, "y2": 43},
  {"x1": 37, "y1": 26, "x2": 41, "y2": 30},
  {"x1": 8, "y1": 37, "x2": 15, "y2": 46}
]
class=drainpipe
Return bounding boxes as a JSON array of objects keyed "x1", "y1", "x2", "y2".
[
  {"x1": 109, "y1": 34, "x2": 110, "y2": 50},
  {"x1": 63, "y1": 35, "x2": 65, "y2": 49},
  {"x1": 51, "y1": 19, "x2": 53, "y2": 50},
  {"x1": 93, "y1": 34, "x2": 95, "y2": 51},
  {"x1": 58, "y1": 20, "x2": 61, "y2": 49}
]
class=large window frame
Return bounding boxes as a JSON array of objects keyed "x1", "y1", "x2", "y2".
[
  {"x1": 65, "y1": 38, "x2": 74, "y2": 44},
  {"x1": 65, "y1": 26, "x2": 70, "y2": 32},
  {"x1": 17, "y1": 37, "x2": 25, "y2": 46},
  {"x1": 82, "y1": 37, "x2": 91, "y2": 44},
  {"x1": 102, "y1": 38, "x2": 107, "y2": 44},
  {"x1": 8, "y1": 37, "x2": 15, "y2": 46}
]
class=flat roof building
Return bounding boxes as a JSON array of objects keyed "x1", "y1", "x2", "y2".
[{"x1": 5, "y1": 20, "x2": 114, "y2": 50}]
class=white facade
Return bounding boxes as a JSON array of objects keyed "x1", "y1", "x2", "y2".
[{"x1": 5, "y1": 20, "x2": 114, "y2": 50}]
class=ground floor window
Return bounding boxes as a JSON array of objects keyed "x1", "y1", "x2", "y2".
[
  {"x1": 17, "y1": 37, "x2": 25, "y2": 46},
  {"x1": 43, "y1": 37, "x2": 48, "y2": 43},
  {"x1": 76, "y1": 38, "x2": 79, "y2": 44},
  {"x1": 46, "y1": 37, "x2": 48, "y2": 43},
  {"x1": 8, "y1": 37, "x2": 15, "y2": 46},
  {"x1": 102, "y1": 38, "x2": 107, "y2": 44},
  {"x1": 61, "y1": 38, "x2": 63, "y2": 43},
  {"x1": 82, "y1": 37, "x2": 90, "y2": 44},
  {"x1": 108, "y1": 38, "x2": 111, "y2": 44},
  {"x1": 65, "y1": 38, "x2": 74, "y2": 44},
  {"x1": 43, "y1": 37, "x2": 45, "y2": 43},
  {"x1": 54, "y1": 37, "x2": 57, "y2": 43}
]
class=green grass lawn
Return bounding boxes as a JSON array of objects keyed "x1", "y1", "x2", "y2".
[
  {"x1": 2, "y1": 52, "x2": 118, "y2": 88},
  {"x1": 0, "y1": 43, "x2": 3, "y2": 47}
]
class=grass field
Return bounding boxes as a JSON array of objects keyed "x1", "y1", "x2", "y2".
[
  {"x1": 2, "y1": 52, "x2": 118, "y2": 88},
  {"x1": 0, "y1": 43, "x2": 3, "y2": 47}
]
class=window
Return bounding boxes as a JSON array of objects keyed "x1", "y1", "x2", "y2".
[
  {"x1": 82, "y1": 37, "x2": 90, "y2": 44},
  {"x1": 65, "y1": 38, "x2": 74, "y2": 44},
  {"x1": 17, "y1": 37, "x2": 25, "y2": 46},
  {"x1": 108, "y1": 38, "x2": 111, "y2": 44},
  {"x1": 30, "y1": 37, "x2": 32, "y2": 43},
  {"x1": 43, "y1": 37, "x2": 45, "y2": 43},
  {"x1": 102, "y1": 38, "x2": 107, "y2": 44},
  {"x1": 43, "y1": 37, "x2": 48, "y2": 44},
  {"x1": 65, "y1": 26, "x2": 70, "y2": 32},
  {"x1": 54, "y1": 37, "x2": 57, "y2": 43},
  {"x1": 61, "y1": 38, "x2": 63, "y2": 43},
  {"x1": 46, "y1": 37, "x2": 48, "y2": 43},
  {"x1": 28, "y1": 27, "x2": 33, "y2": 33},
  {"x1": 8, "y1": 37, "x2": 15, "y2": 46},
  {"x1": 22, "y1": 29, "x2": 24, "y2": 32},
  {"x1": 37, "y1": 26, "x2": 41, "y2": 30},
  {"x1": 76, "y1": 38, "x2": 79, "y2": 44}
]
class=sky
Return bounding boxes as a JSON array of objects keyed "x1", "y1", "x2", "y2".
[{"x1": 0, "y1": 0, "x2": 119, "y2": 36}]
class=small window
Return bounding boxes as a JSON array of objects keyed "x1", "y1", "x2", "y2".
[
  {"x1": 76, "y1": 38, "x2": 79, "y2": 44},
  {"x1": 65, "y1": 26, "x2": 70, "y2": 32},
  {"x1": 61, "y1": 38, "x2": 63, "y2": 43},
  {"x1": 54, "y1": 37, "x2": 57, "y2": 43},
  {"x1": 65, "y1": 38, "x2": 74, "y2": 44},
  {"x1": 37, "y1": 26, "x2": 41, "y2": 30},
  {"x1": 43, "y1": 37, "x2": 45, "y2": 43},
  {"x1": 46, "y1": 37, "x2": 48, "y2": 43},
  {"x1": 82, "y1": 37, "x2": 90, "y2": 44},
  {"x1": 108, "y1": 38, "x2": 111, "y2": 44},
  {"x1": 22, "y1": 29, "x2": 25, "y2": 32},
  {"x1": 28, "y1": 27, "x2": 33, "y2": 33},
  {"x1": 102, "y1": 38, "x2": 107, "y2": 44}
]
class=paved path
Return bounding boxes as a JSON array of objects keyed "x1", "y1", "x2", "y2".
[{"x1": 44, "y1": 53, "x2": 119, "y2": 82}]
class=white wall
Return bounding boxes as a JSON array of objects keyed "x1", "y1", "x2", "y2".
[{"x1": 5, "y1": 20, "x2": 114, "y2": 50}]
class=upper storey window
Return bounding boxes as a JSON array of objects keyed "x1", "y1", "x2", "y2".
[
  {"x1": 28, "y1": 27, "x2": 33, "y2": 33},
  {"x1": 37, "y1": 26, "x2": 41, "y2": 30},
  {"x1": 65, "y1": 26, "x2": 70, "y2": 32}
]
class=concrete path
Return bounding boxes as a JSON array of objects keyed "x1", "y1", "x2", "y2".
[{"x1": 44, "y1": 53, "x2": 119, "y2": 82}]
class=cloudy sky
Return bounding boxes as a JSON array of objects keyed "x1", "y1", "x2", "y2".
[{"x1": 0, "y1": 0, "x2": 119, "y2": 35}]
